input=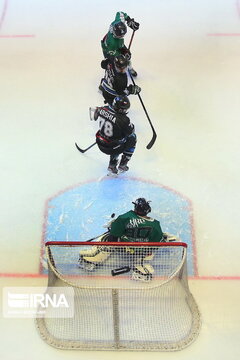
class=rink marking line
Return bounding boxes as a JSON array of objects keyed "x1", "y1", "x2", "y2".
[
  {"x1": 0, "y1": 273, "x2": 48, "y2": 278},
  {"x1": 208, "y1": 0, "x2": 240, "y2": 32},
  {"x1": 0, "y1": 273, "x2": 239, "y2": 280},
  {"x1": 0, "y1": 0, "x2": 7, "y2": 31},
  {"x1": 0, "y1": 0, "x2": 35, "y2": 38},
  {"x1": 208, "y1": 0, "x2": 240, "y2": 36},
  {"x1": 237, "y1": 0, "x2": 240, "y2": 19}
]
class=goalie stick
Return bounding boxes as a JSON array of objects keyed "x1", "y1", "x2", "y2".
[
  {"x1": 86, "y1": 214, "x2": 115, "y2": 242},
  {"x1": 86, "y1": 231, "x2": 109, "y2": 242}
]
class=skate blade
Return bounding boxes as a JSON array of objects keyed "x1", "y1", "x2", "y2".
[
  {"x1": 117, "y1": 169, "x2": 128, "y2": 174},
  {"x1": 107, "y1": 171, "x2": 118, "y2": 177}
]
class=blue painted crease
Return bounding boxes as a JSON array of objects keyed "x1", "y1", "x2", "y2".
[{"x1": 43, "y1": 178, "x2": 195, "y2": 275}]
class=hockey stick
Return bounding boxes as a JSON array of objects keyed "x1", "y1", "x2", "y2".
[
  {"x1": 75, "y1": 141, "x2": 97, "y2": 153},
  {"x1": 86, "y1": 214, "x2": 115, "y2": 242},
  {"x1": 129, "y1": 72, "x2": 157, "y2": 149},
  {"x1": 127, "y1": 31, "x2": 157, "y2": 149},
  {"x1": 86, "y1": 231, "x2": 110, "y2": 242},
  {"x1": 128, "y1": 30, "x2": 135, "y2": 51}
]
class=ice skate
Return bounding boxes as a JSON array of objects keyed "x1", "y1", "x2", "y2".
[
  {"x1": 118, "y1": 154, "x2": 130, "y2": 173},
  {"x1": 107, "y1": 155, "x2": 119, "y2": 176},
  {"x1": 118, "y1": 164, "x2": 129, "y2": 173},
  {"x1": 107, "y1": 166, "x2": 118, "y2": 176}
]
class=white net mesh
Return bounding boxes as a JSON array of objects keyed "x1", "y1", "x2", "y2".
[{"x1": 36, "y1": 241, "x2": 201, "y2": 351}]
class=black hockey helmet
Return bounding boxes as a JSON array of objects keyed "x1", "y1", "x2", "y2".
[
  {"x1": 132, "y1": 198, "x2": 152, "y2": 216},
  {"x1": 112, "y1": 95, "x2": 130, "y2": 114},
  {"x1": 112, "y1": 21, "x2": 127, "y2": 38},
  {"x1": 114, "y1": 55, "x2": 129, "y2": 72}
]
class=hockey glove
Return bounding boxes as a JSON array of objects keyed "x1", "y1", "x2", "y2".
[
  {"x1": 125, "y1": 51, "x2": 131, "y2": 61},
  {"x1": 162, "y1": 233, "x2": 178, "y2": 242},
  {"x1": 127, "y1": 84, "x2": 141, "y2": 95},
  {"x1": 89, "y1": 107, "x2": 99, "y2": 120},
  {"x1": 126, "y1": 17, "x2": 140, "y2": 31},
  {"x1": 101, "y1": 58, "x2": 110, "y2": 69}
]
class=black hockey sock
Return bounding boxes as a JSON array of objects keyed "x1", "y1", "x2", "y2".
[
  {"x1": 109, "y1": 154, "x2": 119, "y2": 167},
  {"x1": 120, "y1": 154, "x2": 131, "y2": 166}
]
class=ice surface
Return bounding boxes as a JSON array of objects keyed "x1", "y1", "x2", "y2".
[{"x1": 0, "y1": 0, "x2": 240, "y2": 359}]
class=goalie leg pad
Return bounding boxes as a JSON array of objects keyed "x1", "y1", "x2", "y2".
[
  {"x1": 79, "y1": 246, "x2": 99, "y2": 257},
  {"x1": 131, "y1": 264, "x2": 153, "y2": 282},
  {"x1": 78, "y1": 250, "x2": 111, "y2": 271},
  {"x1": 143, "y1": 263, "x2": 154, "y2": 274},
  {"x1": 78, "y1": 258, "x2": 97, "y2": 271},
  {"x1": 78, "y1": 247, "x2": 110, "y2": 271},
  {"x1": 143, "y1": 253, "x2": 154, "y2": 261},
  {"x1": 83, "y1": 251, "x2": 111, "y2": 264}
]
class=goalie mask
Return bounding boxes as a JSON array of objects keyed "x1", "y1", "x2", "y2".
[{"x1": 132, "y1": 198, "x2": 151, "y2": 216}]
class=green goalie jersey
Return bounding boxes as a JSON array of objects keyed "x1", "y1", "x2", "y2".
[
  {"x1": 101, "y1": 11, "x2": 129, "y2": 57},
  {"x1": 110, "y1": 210, "x2": 164, "y2": 243}
]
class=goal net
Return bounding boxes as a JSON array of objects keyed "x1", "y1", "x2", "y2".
[{"x1": 36, "y1": 240, "x2": 201, "y2": 351}]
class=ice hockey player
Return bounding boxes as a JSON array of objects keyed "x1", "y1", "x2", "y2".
[
  {"x1": 108, "y1": 198, "x2": 164, "y2": 243},
  {"x1": 92, "y1": 95, "x2": 136, "y2": 175},
  {"x1": 99, "y1": 54, "x2": 141, "y2": 105},
  {"x1": 101, "y1": 11, "x2": 140, "y2": 77},
  {"x1": 78, "y1": 198, "x2": 173, "y2": 282}
]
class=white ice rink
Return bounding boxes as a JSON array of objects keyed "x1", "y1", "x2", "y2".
[{"x1": 0, "y1": 0, "x2": 240, "y2": 359}]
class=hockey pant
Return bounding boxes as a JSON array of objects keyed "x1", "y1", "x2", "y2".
[
  {"x1": 101, "y1": 88, "x2": 116, "y2": 106},
  {"x1": 96, "y1": 133, "x2": 137, "y2": 158},
  {"x1": 100, "y1": 79, "x2": 127, "y2": 106}
]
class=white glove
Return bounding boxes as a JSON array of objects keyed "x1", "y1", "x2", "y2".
[{"x1": 89, "y1": 107, "x2": 99, "y2": 121}]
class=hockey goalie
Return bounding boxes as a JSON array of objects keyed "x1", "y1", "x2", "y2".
[{"x1": 78, "y1": 198, "x2": 178, "y2": 282}]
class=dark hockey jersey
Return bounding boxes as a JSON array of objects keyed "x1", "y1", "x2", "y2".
[
  {"x1": 101, "y1": 58, "x2": 128, "y2": 97},
  {"x1": 95, "y1": 105, "x2": 134, "y2": 142}
]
